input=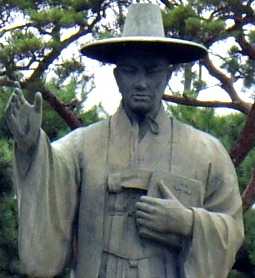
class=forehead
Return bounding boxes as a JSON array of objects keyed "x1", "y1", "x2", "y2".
[{"x1": 116, "y1": 49, "x2": 169, "y2": 67}]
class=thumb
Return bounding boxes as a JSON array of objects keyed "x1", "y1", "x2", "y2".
[
  {"x1": 14, "y1": 81, "x2": 21, "y2": 90},
  {"x1": 158, "y1": 180, "x2": 177, "y2": 200},
  {"x1": 34, "y1": 92, "x2": 42, "y2": 114}
]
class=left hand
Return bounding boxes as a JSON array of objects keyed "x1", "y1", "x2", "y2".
[{"x1": 136, "y1": 180, "x2": 194, "y2": 236}]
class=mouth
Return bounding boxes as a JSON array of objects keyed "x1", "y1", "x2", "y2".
[{"x1": 132, "y1": 94, "x2": 151, "y2": 102}]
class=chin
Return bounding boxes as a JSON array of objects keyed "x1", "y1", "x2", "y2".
[
  {"x1": 130, "y1": 100, "x2": 151, "y2": 112},
  {"x1": 132, "y1": 106, "x2": 150, "y2": 116}
]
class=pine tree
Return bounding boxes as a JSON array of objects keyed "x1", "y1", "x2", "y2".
[{"x1": 1, "y1": 0, "x2": 255, "y2": 276}]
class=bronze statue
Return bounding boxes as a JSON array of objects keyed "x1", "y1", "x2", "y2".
[{"x1": 5, "y1": 3, "x2": 243, "y2": 278}]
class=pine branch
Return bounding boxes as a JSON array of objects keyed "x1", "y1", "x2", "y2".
[
  {"x1": 29, "y1": 13, "x2": 102, "y2": 83},
  {"x1": 40, "y1": 85, "x2": 82, "y2": 130},
  {"x1": 162, "y1": 94, "x2": 251, "y2": 114},
  {"x1": 202, "y1": 55, "x2": 242, "y2": 103},
  {"x1": 236, "y1": 31, "x2": 255, "y2": 60}
]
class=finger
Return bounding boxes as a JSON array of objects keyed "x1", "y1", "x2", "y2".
[
  {"x1": 136, "y1": 217, "x2": 152, "y2": 228},
  {"x1": 158, "y1": 180, "x2": 177, "y2": 200},
  {"x1": 15, "y1": 87, "x2": 26, "y2": 105},
  {"x1": 136, "y1": 217, "x2": 147, "y2": 227},
  {"x1": 5, "y1": 101, "x2": 14, "y2": 118},
  {"x1": 10, "y1": 88, "x2": 26, "y2": 113},
  {"x1": 136, "y1": 217, "x2": 157, "y2": 231},
  {"x1": 14, "y1": 81, "x2": 21, "y2": 90},
  {"x1": 13, "y1": 82, "x2": 28, "y2": 106},
  {"x1": 136, "y1": 197, "x2": 164, "y2": 215},
  {"x1": 139, "y1": 196, "x2": 162, "y2": 206},
  {"x1": 5, "y1": 104, "x2": 19, "y2": 131},
  {"x1": 136, "y1": 210, "x2": 152, "y2": 221},
  {"x1": 136, "y1": 199, "x2": 156, "y2": 213},
  {"x1": 34, "y1": 92, "x2": 42, "y2": 114},
  {"x1": 13, "y1": 88, "x2": 23, "y2": 109},
  {"x1": 12, "y1": 84, "x2": 26, "y2": 109},
  {"x1": 5, "y1": 92, "x2": 18, "y2": 116}
]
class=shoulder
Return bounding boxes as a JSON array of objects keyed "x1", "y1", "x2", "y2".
[
  {"x1": 172, "y1": 119, "x2": 237, "y2": 188},
  {"x1": 172, "y1": 118, "x2": 229, "y2": 159},
  {"x1": 63, "y1": 118, "x2": 110, "y2": 145}
]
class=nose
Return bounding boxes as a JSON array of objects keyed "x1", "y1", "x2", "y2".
[{"x1": 134, "y1": 71, "x2": 148, "y2": 91}]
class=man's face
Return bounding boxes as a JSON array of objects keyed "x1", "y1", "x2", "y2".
[{"x1": 114, "y1": 50, "x2": 170, "y2": 116}]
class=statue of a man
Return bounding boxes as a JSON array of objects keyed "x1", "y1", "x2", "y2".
[{"x1": 5, "y1": 3, "x2": 243, "y2": 278}]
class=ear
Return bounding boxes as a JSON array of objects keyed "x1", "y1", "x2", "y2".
[
  {"x1": 114, "y1": 67, "x2": 124, "y2": 96},
  {"x1": 165, "y1": 67, "x2": 172, "y2": 88},
  {"x1": 113, "y1": 67, "x2": 119, "y2": 83},
  {"x1": 167, "y1": 67, "x2": 172, "y2": 83},
  {"x1": 113, "y1": 67, "x2": 122, "y2": 94}
]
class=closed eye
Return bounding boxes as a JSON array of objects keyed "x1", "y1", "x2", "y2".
[
  {"x1": 119, "y1": 66, "x2": 137, "y2": 74},
  {"x1": 146, "y1": 67, "x2": 164, "y2": 75}
]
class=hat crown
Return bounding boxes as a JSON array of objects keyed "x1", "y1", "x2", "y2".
[
  {"x1": 81, "y1": 3, "x2": 207, "y2": 64},
  {"x1": 122, "y1": 4, "x2": 165, "y2": 37}
]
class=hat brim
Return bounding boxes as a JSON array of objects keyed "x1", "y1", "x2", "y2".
[{"x1": 81, "y1": 36, "x2": 207, "y2": 64}]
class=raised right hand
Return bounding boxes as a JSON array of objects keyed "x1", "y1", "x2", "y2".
[{"x1": 5, "y1": 83, "x2": 42, "y2": 152}]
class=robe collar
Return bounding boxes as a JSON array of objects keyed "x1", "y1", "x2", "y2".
[{"x1": 111, "y1": 102, "x2": 169, "y2": 137}]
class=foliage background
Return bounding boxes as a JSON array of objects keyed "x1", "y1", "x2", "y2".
[{"x1": 1, "y1": 0, "x2": 255, "y2": 277}]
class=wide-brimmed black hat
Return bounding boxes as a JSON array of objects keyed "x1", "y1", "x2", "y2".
[{"x1": 81, "y1": 3, "x2": 207, "y2": 64}]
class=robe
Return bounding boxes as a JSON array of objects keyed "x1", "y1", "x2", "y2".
[{"x1": 13, "y1": 104, "x2": 244, "y2": 278}]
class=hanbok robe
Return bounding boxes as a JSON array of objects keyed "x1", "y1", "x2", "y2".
[{"x1": 13, "y1": 104, "x2": 244, "y2": 278}]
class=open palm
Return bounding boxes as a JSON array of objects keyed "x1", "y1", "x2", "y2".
[{"x1": 5, "y1": 84, "x2": 42, "y2": 151}]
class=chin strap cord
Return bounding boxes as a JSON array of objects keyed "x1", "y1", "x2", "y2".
[{"x1": 146, "y1": 115, "x2": 159, "y2": 135}]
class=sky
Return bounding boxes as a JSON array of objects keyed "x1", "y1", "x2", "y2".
[{"x1": 82, "y1": 60, "x2": 121, "y2": 115}]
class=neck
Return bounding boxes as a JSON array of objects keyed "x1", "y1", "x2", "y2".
[
  {"x1": 122, "y1": 102, "x2": 161, "y2": 141},
  {"x1": 123, "y1": 102, "x2": 161, "y2": 125}
]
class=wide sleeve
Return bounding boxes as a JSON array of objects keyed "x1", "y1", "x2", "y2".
[
  {"x1": 13, "y1": 129, "x2": 81, "y2": 277},
  {"x1": 183, "y1": 137, "x2": 244, "y2": 278}
]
